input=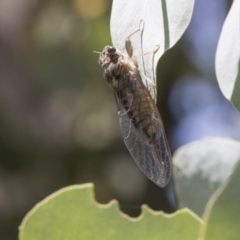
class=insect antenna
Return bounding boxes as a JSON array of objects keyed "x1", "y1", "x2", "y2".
[{"x1": 93, "y1": 51, "x2": 101, "y2": 54}]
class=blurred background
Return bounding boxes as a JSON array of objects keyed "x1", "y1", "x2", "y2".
[{"x1": 0, "y1": 0, "x2": 238, "y2": 239}]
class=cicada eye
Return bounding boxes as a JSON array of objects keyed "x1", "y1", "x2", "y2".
[{"x1": 107, "y1": 46, "x2": 116, "y2": 54}]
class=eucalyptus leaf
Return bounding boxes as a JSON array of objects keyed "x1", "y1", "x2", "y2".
[
  {"x1": 19, "y1": 184, "x2": 203, "y2": 240},
  {"x1": 173, "y1": 137, "x2": 240, "y2": 217},
  {"x1": 215, "y1": 0, "x2": 240, "y2": 110},
  {"x1": 110, "y1": 0, "x2": 194, "y2": 101},
  {"x1": 199, "y1": 161, "x2": 240, "y2": 240}
]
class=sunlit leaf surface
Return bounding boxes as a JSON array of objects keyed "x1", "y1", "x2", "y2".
[
  {"x1": 19, "y1": 184, "x2": 202, "y2": 240},
  {"x1": 215, "y1": 0, "x2": 240, "y2": 111},
  {"x1": 110, "y1": 0, "x2": 194, "y2": 101},
  {"x1": 174, "y1": 137, "x2": 240, "y2": 217}
]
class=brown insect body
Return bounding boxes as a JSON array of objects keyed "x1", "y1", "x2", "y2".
[
  {"x1": 99, "y1": 46, "x2": 157, "y2": 144},
  {"x1": 99, "y1": 43, "x2": 171, "y2": 187}
]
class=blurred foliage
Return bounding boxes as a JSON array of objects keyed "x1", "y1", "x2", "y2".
[
  {"x1": 19, "y1": 184, "x2": 203, "y2": 240},
  {"x1": 20, "y1": 154, "x2": 240, "y2": 239},
  {"x1": 1, "y1": 0, "x2": 234, "y2": 239},
  {"x1": 174, "y1": 137, "x2": 240, "y2": 217},
  {"x1": 202, "y1": 161, "x2": 240, "y2": 240},
  {"x1": 0, "y1": 0, "x2": 187, "y2": 239}
]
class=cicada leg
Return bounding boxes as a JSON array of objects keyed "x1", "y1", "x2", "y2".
[{"x1": 125, "y1": 20, "x2": 144, "y2": 58}]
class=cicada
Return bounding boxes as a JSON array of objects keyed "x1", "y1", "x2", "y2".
[{"x1": 98, "y1": 24, "x2": 172, "y2": 187}]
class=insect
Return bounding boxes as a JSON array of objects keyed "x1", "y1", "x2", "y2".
[{"x1": 98, "y1": 23, "x2": 172, "y2": 187}]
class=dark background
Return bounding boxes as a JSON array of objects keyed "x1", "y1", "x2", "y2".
[{"x1": 0, "y1": 0, "x2": 238, "y2": 239}]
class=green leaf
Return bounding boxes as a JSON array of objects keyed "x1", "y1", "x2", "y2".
[
  {"x1": 19, "y1": 183, "x2": 202, "y2": 240},
  {"x1": 173, "y1": 137, "x2": 240, "y2": 217},
  {"x1": 200, "y1": 161, "x2": 240, "y2": 240}
]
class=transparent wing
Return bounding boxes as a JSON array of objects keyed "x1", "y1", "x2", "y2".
[
  {"x1": 119, "y1": 107, "x2": 171, "y2": 187},
  {"x1": 141, "y1": 72, "x2": 157, "y2": 103}
]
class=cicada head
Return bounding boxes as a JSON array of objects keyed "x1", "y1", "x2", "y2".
[{"x1": 99, "y1": 46, "x2": 123, "y2": 89}]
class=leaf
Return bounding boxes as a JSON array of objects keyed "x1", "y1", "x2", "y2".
[
  {"x1": 215, "y1": 0, "x2": 240, "y2": 111},
  {"x1": 173, "y1": 137, "x2": 240, "y2": 217},
  {"x1": 110, "y1": 0, "x2": 194, "y2": 101},
  {"x1": 19, "y1": 183, "x2": 203, "y2": 240},
  {"x1": 199, "y1": 161, "x2": 240, "y2": 240}
]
